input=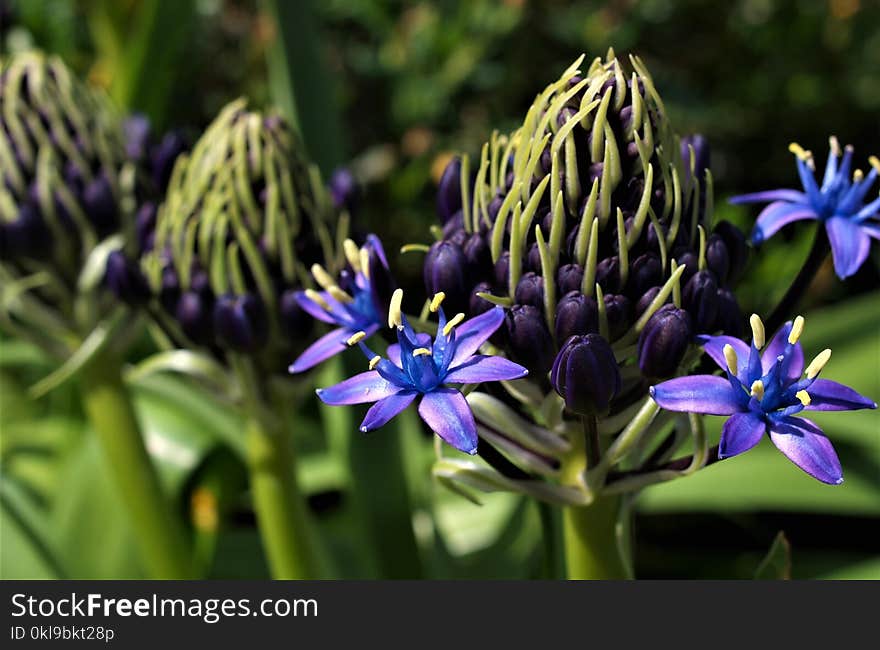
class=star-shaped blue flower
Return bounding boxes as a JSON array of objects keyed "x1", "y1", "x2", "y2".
[
  {"x1": 730, "y1": 138, "x2": 880, "y2": 279},
  {"x1": 650, "y1": 313, "x2": 876, "y2": 484},
  {"x1": 289, "y1": 235, "x2": 392, "y2": 373},
  {"x1": 316, "y1": 291, "x2": 529, "y2": 454}
]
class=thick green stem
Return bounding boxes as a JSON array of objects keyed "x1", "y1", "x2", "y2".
[
  {"x1": 563, "y1": 495, "x2": 631, "y2": 580},
  {"x1": 79, "y1": 352, "x2": 192, "y2": 579}
]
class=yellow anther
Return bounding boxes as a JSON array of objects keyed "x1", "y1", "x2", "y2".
[
  {"x1": 304, "y1": 288, "x2": 330, "y2": 310},
  {"x1": 788, "y1": 142, "x2": 810, "y2": 161},
  {"x1": 359, "y1": 249, "x2": 371, "y2": 279},
  {"x1": 750, "y1": 380, "x2": 765, "y2": 400},
  {"x1": 805, "y1": 348, "x2": 832, "y2": 379},
  {"x1": 796, "y1": 390, "x2": 811, "y2": 406},
  {"x1": 388, "y1": 288, "x2": 404, "y2": 328},
  {"x1": 346, "y1": 331, "x2": 366, "y2": 346},
  {"x1": 328, "y1": 286, "x2": 354, "y2": 304},
  {"x1": 723, "y1": 344, "x2": 739, "y2": 376},
  {"x1": 788, "y1": 315, "x2": 805, "y2": 344},
  {"x1": 854, "y1": 169, "x2": 864, "y2": 183},
  {"x1": 412, "y1": 347, "x2": 432, "y2": 357},
  {"x1": 829, "y1": 136, "x2": 840, "y2": 157},
  {"x1": 869, "y1": 156, "x2": 880, "y2": 173},
  {"x1": 750, "y1": 313, "x2": 765, "y2": 350},
  {"x1": 343, "y1": 239, "x2": 362, "y2": 271},
  {"x1": 429, "y1": 292, "x2": 446, "y2": 313},
  {"x1": 369, "y1": 355, "x2": 381, "y2": 370},
  {"x1": 442, "y1": 312, "x2": 466, "y2": 337},
  {"x1": 311, "y1": 264, "x2": 337, "y2": 291}
]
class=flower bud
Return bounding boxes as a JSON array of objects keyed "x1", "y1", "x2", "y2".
[
  {"x1": 423, "y1": 240, "x2": 470, "y2": 315},
  {"x1": 176, "y1": 290, "x2": 214, "y2": 346},
  {"x1": 494, "y1": 251, "x2": 511, "y2": 290},
  {"x1": 151, "y1": 131, "x2": 188, "y2": 192},
  {"x1": 213, "y1": 294, "x2": 269, "y2": 352},
  {"x1": 469, "y1": 281, "x2": 494, "y2": 317},
  {"x1": 635, "y1": 285, "x2": 664, "y2": 317},
  {"x1": 705, "y1": 234, "x2": 730, "y2": 285},
  {"x1": 637, "y1": 305, "x2": 692, "y2": 379},
  {"x1": 514, "y1": 272, "x2": 544, "y2": 309},
  {"x1": 713, "y1": 287, "x2": 743, "y2": 337},
  {"x1": 105, "y1": 251, "x2": 150, "y2": 305},
  {"x1": 329, "y1": 167, "x2": 359, "y2": 215},
  {"x1": 82, "y1": 172, "x2": 119, "y2": 237},
  {"x1": 505, "y1": 305, "x2": 555, "y2": 378},
  {"x1": 555, "y1": 291, "x2": 598, "y2": 343},
  {"x1": 596, "y1": 256, "x2": 622, "y2": 294},
  {"x1": 603, "y1": 293, "x2": 632, "y2": 342},
  {"x1": 436, "y1": 157, "x2": 463, "y2": 224},
  {"x1": 681, "y1": 134, "x2": 710, "y2": 182},
  {"x1": 682, "y1": 270, "x2": 719, "y2": 333},
  {"x1": 463, "y1": 232, "x2": 492, "y2": 279},
  {"x1": 551, "y1": 334, "x2": 621, "y2": 416},
  {"x1": 628, "y1": 253, "x2": 662, "y2": 298},
  {"x1": 557, "y1": 264, "x2": 584, "y2": 295},
  {"x1": 713, "y1": 221, "x2": 748, "y2": 286}
]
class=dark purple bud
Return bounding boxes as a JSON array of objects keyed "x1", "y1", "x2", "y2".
[
  {"x1": 105, "y1": 251, "x2": 150, "y2": 304},
  {"x1": 603, "y1": 293, "x2": 632, "y2": 342},
  {"x1": 505, "y1": 304, "x2": 555, "y2": 378},
  {"x1": 637, "y1": 305, "x2": 692, "y2": 379},
  {"x1": 514, "y1": 272, "x2": 544, "y2": 308},
  {"x1": 463, "y1": 232, "x2": 492, "y2": 279},
  {"x1": 150, "y1": 131, "x2": 187, "y2": 192},
  {"x1": 424, "y1": 240, "x2": 469, "y2": 314},
  {"x1": 555, "y1": 291, "x2": 598, "y2": 343},
  {"x1": 682, "y1": 270, "x2": 719, "y2": 333},
  {"x1": 1, "y1": 203, "x2": 50, "y2": 259},
  {"x1": 705, "y1": 234, "x2": 729, "y2": 285},
  {"x1": 527, "y1": 242, "x2": 543, "y2": 273},
  {"x1": 487, "y1": 194, "x2": 504, "y2": 222},
  {"x1": 442, "y1": 210, "x2": 465, "y2": 239},
  {"x1": 635, "y1": 286, "x2": 663, "y2": 318},
  {"x1": 673, "y1": 248, "x2": 698, "y2": 284},
  {"x1": 557, "y1": 263, "x2": 584, "y2": 295},
  {"x1": 122, "y1": 114, "x2": 151, "y2": 161},
  {"x1": 494, "y1": 251, "x2": 511, "y2": 291},
  {"x1": 628, "y1": 253, "x2": 662, "y2": 297},
  {"x1": 159, "y1": 266, "x2": 181, "y2": 314},
  {"x1": 681, "y1": 134, "x2": 710, "y2": 182},
  {"x1": 135, "y1": 202, "x2": 157, "y2": 254},
  {"x1": 469, "y1": 281, "x2": 494, "y2": 318},
  {"x1": 213, "y1": 294, "x2": 269, "y2": 352},
  {"x1": 82, "y1": 173, "x2": 118, "y2": 237},
  {"x1": 713, "y1": 287, "x2": 743, "y2": 337},
  {"x1": 596, "y1": 256, "x2": 622, "y2": 294},
  {"x1": 329, "y1": 167, "x2": 359, "y2": 214},
  {"x1": 436, "y1": 157, "x2": 463, "y2": 224},
  {"x1": 551, "y1": 334, "x2": 620, "y2": 416},
  {"x1": 176, "y1": 290, "x2": 213, "y2": 346},
  {"x1": 713, "y1": 221, "x2": 748, "y2": 285}
]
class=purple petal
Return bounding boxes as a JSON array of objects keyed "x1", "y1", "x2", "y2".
[
  {"x1": 768, "y1": 416, "x2": 843, "y2": 485},
  {"x1": 449, "y1": 307, "x2": 506, "y2": 366},
  {"x1": 316, "y1": 370, "x2": 400, "y2": 405},
  {"x1": 751, "y1": 201, "x2": 817, "y2": 244},
  {"x1": 698, "y1": 334, "x2": 750, "y2": 376},
  {"x1": 386, "y1": 332, "x2": 432, "y2": 366},
  {"x1": 366, "y1": 234, "x2": 388, "y2": 269},
  {"x1": 856, "y1": 195, "x2": 880, "y2": 221},
  {"x1": 650, "y1": 375, "x2": 744, "y2": 415},
  {"x1": 863, "y1": 222, "x2": 880, "y2": 240},
  {"x1": 729, "y1": 189, "x2": 807, "y2": 205},
  {"x1": 805, "y1": 379, "x2": 878, "y2": 412},
  {"x1": 289, "y1": 327, "x2": 351, "y2": 373},
  {"x1": 761, "y1": 322, "x2": 804, "y2": 381},
  {"x1": 360, "y1": 390, "x2": 418, "y2": 431},
  {"x1": 293, "y1": 291, "x2": 337, "y2": 324},
  {"x1": 418, "y1": 388, "x2": 478, "y2": 455},
  {"x1": 443, "y1": 355, "x2": 529, "y2": 384},
  {"x1": 718, "y1": 412, "x2": 766, "y2": 458},
  {"x1": 825, "y1": 216, "x2": 871, "y2": 279}
]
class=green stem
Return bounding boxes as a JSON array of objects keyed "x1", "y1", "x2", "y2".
[
  {"x1": 79, "y1": 351, "x2": 192, "y2": 579},
  {"x1": 562, "y1": 495, "x2": 631, "y2": 580}
]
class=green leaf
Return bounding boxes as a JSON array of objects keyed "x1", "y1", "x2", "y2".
[{"x1": 754, "y1": 531, "x2": 791, "y2": 580}]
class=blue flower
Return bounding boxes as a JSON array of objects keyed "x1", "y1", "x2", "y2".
[
  {"x1": 650, "y1": 314, "x2": 876, "y2": 484},
  {"x1": 730, "y1": 138, "x2": 880, "y2": 279},
  {"x1": 316, "y1": 290, "x2": 529, "y2": 454},
  {"x1": 289, "y1": 235, "x2": 393, "y2": 373}
]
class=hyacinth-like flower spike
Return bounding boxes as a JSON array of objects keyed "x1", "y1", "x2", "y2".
[
  {"x1": 731, "y1": 138, "x2": 880, "y2": 278},
  {"x1": 316, "y1": 290, "x2": 529, "y2": 454},
  {"x1": 650, "y1": 314, "x2": 876, "y2": 484},
  {"x1": 288, "y1": 234, "x2": 394, "y2": 373}
]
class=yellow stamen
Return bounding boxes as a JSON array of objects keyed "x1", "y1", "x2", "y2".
[
  {"x1": 854, "y1": 169, "x2": 864, "y2": 183},
  {"x1": 328, "y1": 286, "x2": 354, "y2": 304},
  {"x1": 304, "y1": 288, "x2": 329, "y2": 310},
  {"x1": 869, "y1": 156, "x2": 880, "y2": 173},
  {"x1": 413, "y1": 347, "x2": 432, "y2": 357},
  {"x1": 369, "y1": 355, "x2": 381, "y2": 370},
  {"x1": 750, "y1": 380, "x2": 764, "y2": 400},
  {"x1": 346, "y1": 331, "x2": 366, "y2": 346},
  {"x1": 805, "y1": 348, "x2": 831, "y2": 379},
  {"x1": 750, "y1": 313, "x2": 765, "y2": 350},
  {"x1": 829, "y1": 136, "x2": 840, "y2": 157},
  {"x1": 343, "y1": 239, "x2": 361, "y2": 271},
  {"x1": 442, "y1": 313, "x2": 466, "y2": 337},
  {"x1": 360, "y1": 249, "x2": 371, "y2": 279},
  {"x1": 388, "y1": 288, "x2": 404, "y2": 328},
  {"x1": 429, "y1": 292, "x2": 446, "y2": 313},
  {"x1": 723, "y1": 344, "x2": 739, "y2": 376},
  {"x1": 796, "y1": 390, "x2": 811, "y2": 406},
  {"x1": 788, "y1": 142, "x2": 811, "y2": 161},
  {"x1": 788, "y1": 315, "x2": 805, "y2": 344},
  {"x1": 311, "y1": 264, "x2": 336, "y2": 291}
]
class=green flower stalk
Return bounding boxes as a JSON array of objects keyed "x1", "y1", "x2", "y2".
[{"x1": 0, "y1": 51, "x2": 191, "y2": 578}]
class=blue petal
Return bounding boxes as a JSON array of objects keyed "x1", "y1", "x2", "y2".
[
  {"x1": 443, "y1": 355, "x2": 529, "y2": 384},
  {"x1": 719, "y1": 412, "x2": 766, "y2": 459},
  {"x1": 386, "y1": 332, "x2": 432, "y2": 366},
  {"x1": 728, "y1": 189, "x2": 807, "y2": 205},
  {"x1": 796, "y1": 158, "x2": 822, "y2": 207},
  {"x1": 294, "y1": 290, "x2": 337, "y2": 324},
  {"x1": 359, "y1": 390, "x2": 418, "y2": 431},
  {"x1": 418, "y1": 388, "x2": 478, "y2": 455},
  {"x1": 316, "y1": 370, "x2": 401, "y2": 405},
  {"x1": 761, "y1": 322, "x2": 804, "y2": 381},
  {"x1": 751, "y1": 201, "x2": 818, "y2": 245},
  {"x1": 839, "y1": 168, "x2": 877, "y2": 214},
  {"x1": 289, "y1": 327, "x2": 352, "y2": 373},
  {"x1": 698, "y1": 334, "x2": 750, "y2": 378},
  {"x1": 805, "y1": 379, "x2": 877, "y2": 412},
  {"x1": 366, "y1": 234, "x2": 389, "y2": 269},
  {"x1": 768, "y1": 416, "x2": 843, "y2": 485},
  {"x1": 650, "y1": 375, "x2": 745, "y2": 415},
  {"x1": 449, "y1": 307, "x2": 506, "y2": 367},
  {"x1": 855, "y1": 195, "x2": 880, "y2": 221},
  {"x1": 825, "y1": 216, "x2": 871, "y2": 279}
]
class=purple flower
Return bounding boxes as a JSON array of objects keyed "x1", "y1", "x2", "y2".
[
  {"x1": 316, "y1": 290, "x2": 529, "y2": 454},
  {"x1": 730, "y1": 139, "x2": 880, "y2": 279},
  {"x1": 289, "y1": 235, "x2": 393, "y2": 373},
  {"x1": 650, "y1": 313, "x2": 876, "y2": 484}
]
